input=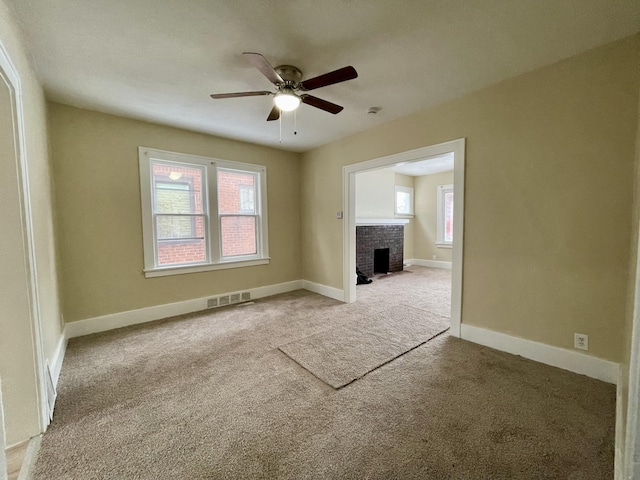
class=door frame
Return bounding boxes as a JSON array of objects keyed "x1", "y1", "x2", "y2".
[
  {"x1": 0, "y1": 41, "x2": 49, "y2": 437},
  {"x1": 342, "y1": 138, "x2": 465, "y2": 337}
]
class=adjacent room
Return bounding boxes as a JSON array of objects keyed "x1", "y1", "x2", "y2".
[{"x1": 1, "y1": 1, "x2": 640, "y2": 479}]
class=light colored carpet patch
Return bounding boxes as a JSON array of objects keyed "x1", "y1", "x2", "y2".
[{"x1": 279, "y1": 305, "x2": 449, "y2": 388}]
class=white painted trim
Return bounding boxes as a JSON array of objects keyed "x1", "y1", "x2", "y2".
[
  {"x1": 343, "y1": 138, "x2": 465, "y2": 338},
  {"x1": 144, "y1": 258, "x2": 270, "y2": 278},
  {"x1": 406, "y1": 258, "x2": 452, "y2": 269},
  {"x1": 302, "y1": 280, "x2": 345, "y2": 302},
  {"x1": 49, "y1": 331, "x2": 67, "y2": 389},
  {"x1": 460, "y1": 324, "x2": 619, "y2": 384},
  {"x1": 355, "y1": 218, "x2": 410, "y2": 226},
  {"x1": 0, "y1": 41, "x2": 49, "y2": 432},
  {"x1": 615, "y1": 373, "x2": 626, "y2": 480},
  {"x1": 66, "y1": 280, "x2": 303, "y2": 338},
  {"x1": 16, "y1": 435, "x2": 40, "y2": 480}
]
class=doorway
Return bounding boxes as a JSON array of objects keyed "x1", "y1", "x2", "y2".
[{"x1": 342, "y1": 139, "x2": 465, "y2": 337}]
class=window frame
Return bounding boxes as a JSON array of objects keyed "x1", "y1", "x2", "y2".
[
  {"x1": 394, "y1": 185, "x2": 414, "y2": 217},
  {"x1": 139, "y1": 147, "x2": 269, "y2": 278},
  {"x1": 436, "y1": 183, "x2": 453, "y2": 248}
]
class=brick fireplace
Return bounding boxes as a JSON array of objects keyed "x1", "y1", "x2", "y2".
[{"x1": 356, "y1": 225, "x2": 404, "y2": 278}]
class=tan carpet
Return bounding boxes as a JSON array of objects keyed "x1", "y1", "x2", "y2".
[
  {"x1": 279, "y1": 304, "x2": 449, "y2": 388},
  {"x1": 31, "y1": 267, "x2": 615, "y2": 479}
]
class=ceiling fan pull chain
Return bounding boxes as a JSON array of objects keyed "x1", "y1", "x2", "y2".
[
  {"x1": 294, "y1": 109, "x2": 297, "y2": 136},
  {"x1": 279, "y1": 113, "x2": 282, "y2": 143}
]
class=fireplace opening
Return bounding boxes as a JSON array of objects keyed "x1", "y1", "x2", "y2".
[{"x1": 374, "y1": 248, "x2": 390, "y2": 274}]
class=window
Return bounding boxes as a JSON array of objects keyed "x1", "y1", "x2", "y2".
[
  {"x1": 437, "y1": 184, "x2": 453, "y2": 247},
  {"x1": 139, "y1": 147, "x2": 269, "y2": 277},
  {"x1": 395, "y1": 185, "x2": 414, "y2": 216}
]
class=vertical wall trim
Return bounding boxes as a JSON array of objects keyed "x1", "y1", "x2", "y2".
[{"x1": 0, "y1": 40, "x2": 49, "y2": 434}]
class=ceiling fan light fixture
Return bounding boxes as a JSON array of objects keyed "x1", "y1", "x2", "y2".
[{"x1": 274, "y1": 91, "x2": 300, "y2": 112}]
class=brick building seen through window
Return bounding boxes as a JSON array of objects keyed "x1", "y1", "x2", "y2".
[{"x1": 152, "y1": 164, "x2": 257, "y2": 266}]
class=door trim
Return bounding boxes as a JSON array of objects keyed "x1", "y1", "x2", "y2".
[
  {"x1": 0, "y1": 41, "x2": 49, "y2": 433},
  {"x1": 342, "y1": 138, "x2": 465, "y2": 337}
]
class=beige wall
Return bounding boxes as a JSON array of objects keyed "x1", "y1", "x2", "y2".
[
  {"x1": 0, "y1": 0, "x2": 63, "y2": 445},
  {"x1": 48, "y1": 103, "x2": 302, "y2": 323},
  {"x1": 413, "y1": 171, "x2": 454, "y2": 263},
  {"x1": 355, "y1": 169, "x2": 395, "y2": 218},
  {"x1": 355, "y1": 169, "x2": 414, "y2": 258},
  {"x1": 302, "y1": 35, "x2": 640, "y2": 362}
]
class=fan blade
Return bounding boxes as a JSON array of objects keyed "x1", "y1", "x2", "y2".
[
  {"x1": 299, "y1": 66, "x2": 357, "y2": 91},
  {"x1": 266, "y1": 105, "x2": 280, "y2": 121},
  {"x1": 243, "y1": 52, "x2": 284, "y2": 85},
  {"x1": 300, "y1": 94, "x2": 344, "y2": 114},
  {"x1": 210, "y1": 91, "x2": 272, "y2": 99}
]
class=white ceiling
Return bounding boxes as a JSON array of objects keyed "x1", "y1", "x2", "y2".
[
  {"x1": 7, "y1": 0, "x2": 640, "y2": 152},
  {"x1": 392, "y1": 153, "x2": 454, "y2": 177}
]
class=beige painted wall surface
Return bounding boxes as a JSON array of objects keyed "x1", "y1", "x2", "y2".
[
  {"x1": 302, "y1": 35, "x2": 640, "y2": 361},
  {"x1": 355, "y1": 169, "x2": 395, "y2": 218},
  {"x1": 413, "y1": 171, "x2": 453, "y2": 262},
  {"x1": 49, "y1": 103, "x2": 302, "y2": 322},
  {"x1": 0, "y1": 0, "x2": 64, "y2": 444}
]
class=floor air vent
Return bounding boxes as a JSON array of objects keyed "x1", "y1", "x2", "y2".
[
  {"x1": 207, "y1": 298, "x2": 218, "y2": 308},
  {"x1": 241, "y1": 292, "x2": 251, "y2": 301},
  {"x1": 218, "y1": 295, "x2": 230, "y2": 306},
  {"x1": 230, "y1": 293, "x2": 241, "y2": 304}
]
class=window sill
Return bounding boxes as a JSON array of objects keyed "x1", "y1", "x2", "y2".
[
  {"x1": 436, "y1": 243, "x2": 453, "y2": 249},
  {"x1": 144, "y1": 257, "x2": 270, "y2": 278}
]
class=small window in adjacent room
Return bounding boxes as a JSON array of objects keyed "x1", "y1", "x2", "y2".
[
  {"x1": 437, "y1": 184, "x2": 453, "y2": 247},
  {"x1": 395, "y1": 185, "x2": 414, "y2": 217},
  {"x1": 138, "y1": 147, "x2": 269, "y2": 277}
]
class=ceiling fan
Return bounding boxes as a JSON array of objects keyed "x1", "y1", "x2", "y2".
[{"x1": 210, "y1": 52, "x2": 358, "y2": 121}]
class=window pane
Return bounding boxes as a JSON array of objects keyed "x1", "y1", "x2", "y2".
[
  {"x1": 396, "y1": 191, "x2": 411, "y2": 214},
  {"x1": 156, "y1": 216, "x2": 206, "y2": 266},
  {"x1": 444, "y1": 191, "x2": 454, "y2": 243},
  {"x1": 218, "y1": 170, "x2": 256, "y2": 214},
  {"x1": 221, "y1": 216, "x2": 257, "y2": 257},
  {"x1": 156, "y1": 239, "x2": 206, "y2": 266},
  {"x1": 153, "y1": 162, "x2": 204, "y2": 214}
]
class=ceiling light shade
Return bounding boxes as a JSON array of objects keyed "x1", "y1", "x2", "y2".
[{"x1": 274, "y1": 91, "x2": 300, "y2": 112}]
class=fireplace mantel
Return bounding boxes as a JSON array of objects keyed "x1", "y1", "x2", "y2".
[{"x1": 355, "y1": 218, "x2": 410, "y2": 226}]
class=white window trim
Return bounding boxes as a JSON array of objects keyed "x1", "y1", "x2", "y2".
[
  {"x1": 138, "y1": 147, "x2": 269, "y2": 278},
  {"x1": 436, "y1": 183, "x2": 453, "y2": 248},
  {"x1": 394, "y1": 185, "x2": 414, "y2": 217}
]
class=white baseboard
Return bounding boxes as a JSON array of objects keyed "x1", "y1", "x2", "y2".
[
  {"x1": 49, "y1": 330, "x2": 67, "y2": 389},
  {"x1": 406, "y1": 258, "x2": 452, "y2": 269},
  {"x1": 460, "y1": 324, "x2": 619, "y2": 384},
  {"x1": 66, "y1": 280, "x2": 303, "y2": 338},
  {"x1": 302, "y1": 280, "x2": 345, "y2": 302},
  {"x1": 614, "y1": 372, "x2": 625, "y2": 480}
]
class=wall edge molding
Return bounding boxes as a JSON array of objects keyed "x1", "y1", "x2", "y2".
[
  {"x1": 460, "y1": 323, "x2": 619, "y2": 384},
  {"x1": 406, "y1": 258, "x2": 452, "y2": 269},
  {"x1": 49, "y1": 330, "x2": 67, "y2": 389},
  {"x1": 65, "y1": 280, "x2": 304, "y2": 338},
  {"x1": 302, "y1": 280, "x2": 345, "y2": 302}
]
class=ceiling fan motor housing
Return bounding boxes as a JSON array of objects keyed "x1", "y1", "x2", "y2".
[{"x1": 275, "y1": 65, "x2": 302, "y2": 86}]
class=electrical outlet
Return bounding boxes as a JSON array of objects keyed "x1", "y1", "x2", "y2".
[
  {"x1": 432, "y1": 255, "x2": 437, "y2": 260},
  {"x1": 574, "y1": 333, "x2": 589, "y2": 351}
]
